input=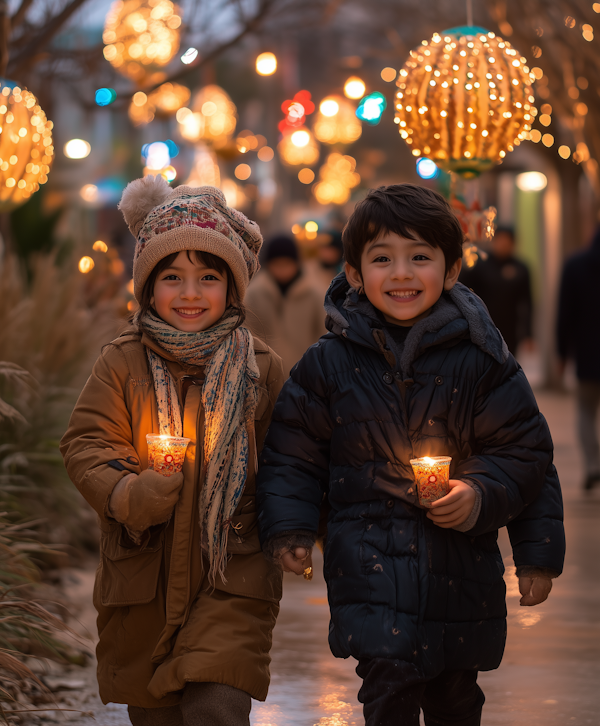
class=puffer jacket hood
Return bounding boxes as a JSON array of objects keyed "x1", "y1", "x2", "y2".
[{"x1": 324, "y1": 273, "x2": 508, "y2": 376}]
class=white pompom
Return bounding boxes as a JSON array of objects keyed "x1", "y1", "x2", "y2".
[{"x1": 118, "y1": 175, "x2": 172, "y2": 237}]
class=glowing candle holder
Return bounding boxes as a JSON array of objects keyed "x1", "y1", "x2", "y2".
[
  {"x1": 409, "y1": 456, "x2": 452, "y2": 507},
  {"x1": 146, "y1": 434, "x2": 190, "y2": 477}
]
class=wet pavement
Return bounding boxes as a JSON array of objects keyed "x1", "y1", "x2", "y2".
[{"x1": 50, "y1": 388, "x2": 600, "y2": 725}]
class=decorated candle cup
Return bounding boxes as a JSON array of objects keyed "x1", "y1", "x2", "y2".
[
  {"x1": 409, "y1": 456, "x2": 452, "y2": 508},
  {"x1": 146, "y1": 434, "x2": 191, "y2": 477}
]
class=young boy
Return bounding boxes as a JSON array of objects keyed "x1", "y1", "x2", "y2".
[{"x1": 256, "y1": 184, "x2": 565, "y2": 726}]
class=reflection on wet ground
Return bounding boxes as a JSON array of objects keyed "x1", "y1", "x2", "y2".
[{"x1": 252, "y1": 391, "x2": 600, "y2": 725}]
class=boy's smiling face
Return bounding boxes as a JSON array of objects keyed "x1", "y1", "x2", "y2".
[{"x1": 345, "y1": 231, "x2": 462, "y2": 326}]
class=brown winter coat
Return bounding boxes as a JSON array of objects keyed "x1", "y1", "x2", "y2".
[
  {"x1": 60, "y1": 329, "x2": 284, "y2": 708},
  {"x1": 245, "y1": 269, "x2": 326, "y2": 377}
]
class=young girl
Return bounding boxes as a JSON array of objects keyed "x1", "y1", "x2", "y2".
[{"x1": 60, "y1": 176, "x2": 284, "y2": 726}]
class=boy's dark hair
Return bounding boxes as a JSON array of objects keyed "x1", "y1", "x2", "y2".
[
  {"x1": 134, "y1": 249, "x2": 245, "y2": 325},
  {"x1": 342, "y1": 184, "x2": 464, "y2": 275}
]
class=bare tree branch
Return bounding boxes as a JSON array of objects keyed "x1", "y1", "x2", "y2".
[
  {"x1": 8, "y1": 0, "x2": 91, "y2": 76},
  {"x1": 10, "y1": 0, "x2": 34, "y2": 29},
  {"x1": 0, "y1": 0, "x2": 10, "y2": 77},
  {"x1": 141, "y1": 0, "x2": 280, "y2": 94}
]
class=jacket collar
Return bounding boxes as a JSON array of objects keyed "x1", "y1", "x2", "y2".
[{"x1": 324, "y1": 273, "x2": 508, "y2": 375}]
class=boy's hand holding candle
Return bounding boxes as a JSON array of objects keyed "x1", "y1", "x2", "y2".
[{"x1": 426, "y1": 480, "x2": 476, "y2": 528}]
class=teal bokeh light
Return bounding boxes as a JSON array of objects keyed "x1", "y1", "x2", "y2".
[
  {"x1": 355, "y1": 92, "x2": 386, "y2": 125},
  {"x1": 95, "y1": 88, "x2": 117, "y2": 106}
]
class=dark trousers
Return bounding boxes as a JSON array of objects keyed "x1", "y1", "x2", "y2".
[
  {"x1": 127, "y1": 682, "x2": 251, "y2": 726},
  {"x1": 356, "y1": 658, "x2": 485, "y2": 726}
]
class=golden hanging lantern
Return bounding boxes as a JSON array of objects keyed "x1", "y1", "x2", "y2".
[
  {"x1": 178, "y1": 85, "x2": 237, "y2": 149},
  {"x1": 128, "y1": 82, "x2": 190, "y2": 125},
  {"x1": 313, "y1": 153, "x2": 360, "y2": 205},
  {"x1": 394, "y1": 26, "x2": 536, "y2": 177},
  {"x1": 314, "y1": 95, "x2": 362, "y2": 145},
  {"x1": 103, "y1": 0, "x2": 182, "y2": 85},
  {"x1": 184, "y1": 144, "x2": 221, "y2": 187},
  {"x1": 277, "y1": 128, "x2": 320, "y2": 167},
  {"x1": 0, "y1": 81, "x2": 53, "y2": 212}
]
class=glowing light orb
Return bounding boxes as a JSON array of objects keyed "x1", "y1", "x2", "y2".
[
  {"x1": 180, "y1": 85, "x2": 237, "y2": 148},
  {"x1": 344, "y1": 76, "x2": 366, "y2": 99},
  {"x1": 181, "y1": 47, "x2": 198, "y2": 64},
  {"x1": 319, "y1": 98, "x2": 340, "y2": 117},
  {"x1": 256, "y1": 52, "x2": 277, "y2": 76},
  {"x1": 95, "y1": 88, "x2": 117, "y2": 106},
  {"x1": 278, "y1": 128, "x2": 320, "y2": 167},
  {"x1": 128, "y1": 82, "x2": 190, "y2": 125},
  {"x1": 314, "y1": 95, "x2": 362, "y2": 145},
  {"x1": 298, "y1": 168, "x2": 315, "y2": 184},
  {"x1": 313, "y1": 153, "x2": 360, "y2": 205},
  {"x1": 144, "y1": 141, "x2": 170, "y2": 170},
  {"x1": 234, "y1": 163, "x2": 251, "y2": 180},
  {"x1": 395, "y1": 26, "x2": 536, "y2": 177},
  {"x1": 80, "y1": 184, "x2": 98, "y2": 203},
  {"x1": 291, "y1": 130, "x2": 310, "y2": 147},
  {"x1": 79, "y1": 256, "x2": 95, "y2": 273},
  {"x1": 416, "y1": 158, "x2": 439, "y2": 179},
  {"x1": 103, "y1": 0, "x2": 182, "y2": 84},
  {"x1": 515, "y1": 171, "x2": 547, "y2": 191},
  {"x1": 257, "y1": 146, "x2": 274, "y2": 162},
  {"x1": 0, "y1": 81, "x2": 53, "y2": 212},
  {"x1": 64, "y1": 139, "x2": 91, "y2": 159},
  {"x1": 356, "y1": 92, "x2": 386, "y2": 125},
  {"x1": 93, "y1": 240, "x2": 108, "y2": 252}
]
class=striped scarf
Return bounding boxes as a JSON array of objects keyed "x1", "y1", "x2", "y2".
[{"x1": 139, "y1": 309, "x2": 259, "y2": 585}]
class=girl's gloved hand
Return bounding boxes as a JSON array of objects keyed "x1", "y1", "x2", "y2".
[
  {"x1": 108, "y1": 469, "x2": 184, "y2": 533},
  {"x1": 281, "y1": 547, "x2": 312, "y2": 576},
  {"x1": 518, "y1": 576, "x2": 552, "y2": 606}
]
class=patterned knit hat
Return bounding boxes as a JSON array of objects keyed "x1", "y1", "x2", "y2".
[{"x1": 118, "y1": 175, "x2": 263, "y2": 301}]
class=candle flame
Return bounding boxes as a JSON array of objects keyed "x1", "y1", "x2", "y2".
[{"x1": 423, "y1": 457, "x2": 436, "y2": 465}]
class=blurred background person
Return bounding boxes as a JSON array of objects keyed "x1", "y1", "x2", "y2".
[
  {"x1": 557, "y1": 225, "x2": 600, "y2": 491},
  {"x1": 460, "y1": 226, "x2": 533, "y2": 355},
  {"x1": 309, "y1": 229, "x2": 345, "y2": 301},
  {"x1": 245, "y1": 234, "x2": 326, "y2": 376}
]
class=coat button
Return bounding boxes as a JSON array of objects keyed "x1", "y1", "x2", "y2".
[
  {"x1": 394, "y1": 371, "x2": 402, "y2": 380},
  {"x1": 383, "y1": 372, "x2": 393, "y2": 384},
  {"x1": 386, "y1": 500, "x2": 394, "y2": 508},
  {"x1": 435, "y1": 376, "x2": 443, "y2": 385}
]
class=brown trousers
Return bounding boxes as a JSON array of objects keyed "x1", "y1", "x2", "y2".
[{"x1": 128, "y1": 682, "x2": 251, "y2": 726}]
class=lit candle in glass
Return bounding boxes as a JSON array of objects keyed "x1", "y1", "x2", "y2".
[
  {"x1": 146, "y1": 434, "x2": 191, "y2": 477},
  {"x1": 409, "y1": 456, "x2": 452, "y2": 507}
]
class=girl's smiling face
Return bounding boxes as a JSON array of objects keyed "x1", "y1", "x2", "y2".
[
  {"x1": 345, "y1": 231, "x2": 462, "y2": 326},
  {"x1": 151, "y1": 250, "x2": 228, "y2": 332}
]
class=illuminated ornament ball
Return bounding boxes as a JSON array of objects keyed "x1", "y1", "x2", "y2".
[
  {"x1": 177, "y1": 85, "x2": 237, "y2": 149},
  {"x1": 0, "y1": 80, "x2": 53, "y2": 212},
  {"x1": 277, "y1": 128, "x2": 320, "y2": 167},
  {"x1": 103, "y1": 0, "x2": 182, "y2": 84},
  {"x1": 314, "y1": 95, "x2": 362, "y2": 145},
  {"x1": 394, "y1": 26, "x2": 536, "y2": 177}
]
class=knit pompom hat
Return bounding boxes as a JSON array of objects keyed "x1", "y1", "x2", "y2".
[{"x1": 118, "y1": 175, "x2": 263, "y2": 302}]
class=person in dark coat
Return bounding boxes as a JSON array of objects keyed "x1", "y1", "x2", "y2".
[
  {"x1": 557, "y1": 225, "x2": 600, "y2": 490},
  {"x1": 256, "y1": 185, "x2": 565, "y2": 726},
  {"x1": 459, "y1": 227, "x2": 533, "y2": 354}
]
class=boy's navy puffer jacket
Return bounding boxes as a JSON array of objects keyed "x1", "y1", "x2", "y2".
[{"x1": 256, "y1": 275, "x2": 565, "y2": 676}]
